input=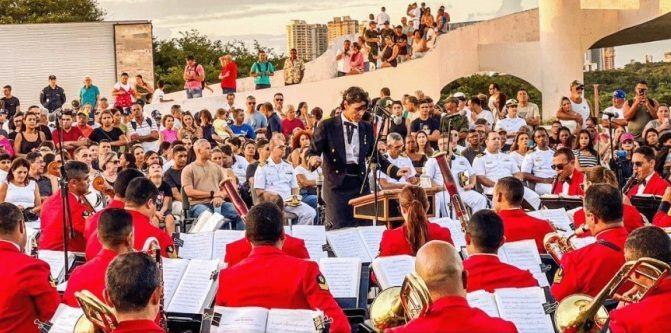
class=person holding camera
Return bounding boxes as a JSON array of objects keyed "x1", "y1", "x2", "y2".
[{"x1": 625, "y1": 80, "x2": 659, "y2": 142}]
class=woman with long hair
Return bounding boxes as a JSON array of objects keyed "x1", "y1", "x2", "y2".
[
  {"x1": 643, "y1": 128, "x2": 660, "y2": 152},
  {"x1": 405, "y1": 134, "x2": 427, "y2": 168},
  {"x1": 178, "y1": 111, "x2": 202, "y2": 140},
  {"x1": 99, "y1": 152, "x2": 119, "y2": 186},
  {"x1": 13, "y1": 112, "x2": 45, "y2": 158},
  {"x1": 349, "y1": 43, "x2": 365, "y2": 75},
  {"x1": 290, "y1": 130, "x2": 312, "y2": 167},
  {"x1": 557, "y1": 126, "x2": 573, "y2": 149},
  {"x1": 509, "y1": 132, "x2": 530, "y2": 169},
  {"x1": 199, "y1": 109, "x2": 217, "y2": 144},
  {"x1": 119, "y1": 152, "x2": 136, "y2": 171},
  {"x1": 573, "y1": 129, "x2": 598, "y2": 172},
  {"x1": 378, "y1": 36, "x2": 399, "y2": 68},
  {"x1": 0, "y1": 158, "x2": 42, "y2": 219},
  {"x1": 378, "y1": 185, "x2": 453, "y2": 256},
  {"x1": 415, "y1": 131, "x2": 433, "y2": 157}
]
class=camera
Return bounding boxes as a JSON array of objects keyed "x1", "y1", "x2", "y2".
[{"x1": 615, "y1": 150, "x2": 627, "y2": 159}]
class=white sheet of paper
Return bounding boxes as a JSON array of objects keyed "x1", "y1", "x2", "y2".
[
  {"x1": 178, "y1": 232, "x2": 214, "y2": 260},
  {"x1": 571, "y1": 236, "x2": 596, "y2": 249},
  {"x1": 168, "y1": 259, "x2": 219, "y2": 314},
  {"x1": 213, "y1": 306, "x2": 268, "y2": 333},
  {"x1": 494, "y1": 287, "x2": 554, "y2": 333},
  {"x1": 213, "y1": 230, "x2": 245, "y2": 261},
  {"x1": 38, "y1": 250, "x2": 74, "y2": 283},
  {"x1": 357, "y1": 226, "x2": 385, "y2": 260},
  {"x1": 498, "y1": 240, "x2": 549, "y2": 287},
  {"x1": 528, "y1": 208, "x2": 573, "y2": 237},
  {"x1": 371, "y1": 255, "x2": 415, "y2": 290},
  {"x1": 326, "y1": 228, "x2": 372, "y2": 262},
  {"x1": 430, "y1": 217, "x2": 466, "y2": 248},
  {"x1": 48, "y1": 303, "x2": 84, "y2": 333},
  {"x1": 467, "y1": 290, "x2": 500, "y2": 318},
  {"x1": 266, "y1": 309, "x2": 322, "y2": 333},
  {"x1": 190, "y1": 210, "x2": 213, "y2": 233},
  {"x1": 291, "y1": 225, "x2": 328, "y2": 260},
  {"x1": 318, "y1": 257, "x2": 361, "y2": 298},
  {"x1": 162, "y1": 258, "x2": 189, "y2": 306},
  {"x1": 202, "y1": 213, "x2": 225, "y2": 233}
]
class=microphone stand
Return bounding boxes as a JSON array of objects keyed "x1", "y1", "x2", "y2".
[
  {"x1": 605, "y1": 114, "x2": 622, "y2": 189},
  {"x1": 360, "y1": 105, "x2": 391, "y2": 227},
  {"x1": 54, "y1": 108, "x2": 74, "y2": 279}
]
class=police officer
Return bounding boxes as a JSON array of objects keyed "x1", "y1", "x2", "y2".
[
  {"x1": 255, "y1": 134, "x2": 316, "y2": 225},
  {"x1": 0, "y1": 202, "x2": 60, "y2": 332},
  {"x1": 473, "y1": 131, "x2": 541, "y2": 209},
  {"x1": 377, "y1": 133, "x2": 418, "y2": 189},
  {"x1": 521, "y1": 127, "x2": 555, "y2": 195}
]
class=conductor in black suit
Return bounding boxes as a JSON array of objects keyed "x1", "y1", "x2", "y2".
[{"x1": 307, "y1": 86, "x2": 409, "y2": 229}]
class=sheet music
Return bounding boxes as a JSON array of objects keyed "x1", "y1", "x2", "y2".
[
  {"x1": 26, "y1": 221, "x2": 41, "y2": 230},
  {"x1": 467, "y1": 290, "x2": 500, "y2": 318},
  {"x1": 528, "y1": 208, "x2": 573, "y2": 236},
  {"x1": 498, "y1": 240, "x2": 549, "y2": 287},
  {"x1": 167, "y1": 259, "x2": 219, "y2": 314},
  {"x1": 371, "y1": 255, "x2": 415, "y2": 290},
  {"x1": 202, "y1": 213, "x2": 225, "y2": 233},
  {"x1": 571, "y1": 236, "x2": 596, "y2": 249},
  {"x1": 212, "y1": 306, "x2": 268, "y2": 333},
  {"x1": 430, "y1": 217, "x2": 466, "y2": 248},
  {"x1": 178, "y1": 232, "x2": 214, "y2": 260},
  {"x1": 162, "y1": 258, "x2": 189, "y2": 306},
  {"x1": 291, "y1": 225, "x2": 328, "y2": 260},
  {"x1": 190, "y1": 210, "x2": 213, "y2": 233},
  {"x1": 318, "y1": 257, "x2": 361, "y2": 298},
  {"x1": 38, "y1": 250, "x2": 74, "y2": 283},
  {"x1": 213, "y1": 230, "x2": 245, "y2": 261},
  {"x1": 326, "y1": 228, "x2": 371, "y2": 262},
  {"x1": 494, "y1": 287, "x2": 554, "y2": 333},
  {"x1": 357, "y1": 226, "x2": 385, "y2": 260},
  {"x1": 49, "y1": 304, "x2": 84, "y2": 333},
  {"x1": 266, "y1": 309, "x2": 322, "y2": 333}
]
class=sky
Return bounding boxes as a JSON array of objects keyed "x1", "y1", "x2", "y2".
[{"x1": 99, "y1": 0, "x2": 671, "y2": 68}]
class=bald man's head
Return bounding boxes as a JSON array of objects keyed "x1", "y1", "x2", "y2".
[{"x1": 415, "y1": 241, "x2": 466, "y2": 300}]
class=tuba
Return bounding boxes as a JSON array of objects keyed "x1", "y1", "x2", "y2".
[
  {"x1": 543, "y1": 231, "x2": 576, "y2": 265},
  {"x1": 221, "y1": 178, "x2": 249, "y2": 218},
  {"x1": 74, "y1": 290, "x2": 118, "y2": 333},
  {"x1": 434, "y1": 151, "x2": 471, "y2": 231},
  {"x1": 142, "y1": 237, "x2": 169, "y2": 331},
  {"x1": 554, "y1": 257, "x2": 670, "y2": 333},
  {"x1": 369, "y1": 272, "x2": 432, "y2": 331}
]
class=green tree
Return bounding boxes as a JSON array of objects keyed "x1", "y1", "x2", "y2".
[{"x1": 0, "y1": 0, "x2": 105, "y2": 24}]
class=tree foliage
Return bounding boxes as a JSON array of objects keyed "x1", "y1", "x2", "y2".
[
  {"x1": 440, "y1": 73, "x2": 542, "y2": 108},
  {"x1": 0, "y1": 0, "x2": 105, "y2": 24},
  {"x1": 153, "y1": 29, "x2": 286, "y2": 93}
]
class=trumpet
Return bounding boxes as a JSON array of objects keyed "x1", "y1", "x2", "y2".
[
  {"x1": 543, "y1": 231, "x2": 576, "y2": 264},
  {"x1": 434, "y1": 151, "x2": 471, "y2": 231},
  {"x1": 554, "y1": 257, "x2": 670, "y2": 332},
  {"x1": 369, "y1": 273, "x2": 432, "y2": 331}
]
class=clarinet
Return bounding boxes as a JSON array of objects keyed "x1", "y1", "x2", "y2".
[
  {"x1": 621, "y1": 176, "x2": 640, "y2": 195},
  {"x1": 551, "y1": 175, "x2": 559, "y2": 194}
]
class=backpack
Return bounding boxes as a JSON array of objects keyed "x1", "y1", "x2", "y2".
[{"x1": 130, "y1": 117, "x2": 152, "y2": 131}]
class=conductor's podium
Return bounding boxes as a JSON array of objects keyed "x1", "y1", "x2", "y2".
[{"x1": 349, "y1": 187, "x2": 443, "y2": 229}]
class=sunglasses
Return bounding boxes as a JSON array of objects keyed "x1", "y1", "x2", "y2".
[
  {"x1": 275, "y1": 99, "x2": 284, "y2": 102},
  {"x1": 551, "y1": 163, "x2": 567, "y2": 170},
  {"x1": 247, "y1": 102, "x2": 256, "y2": 105},
  {"x1": 633, "y1": 161, "x2": 645, "y2": 167}
]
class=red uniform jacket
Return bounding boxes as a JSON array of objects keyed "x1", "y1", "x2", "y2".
[
  {"x1": 215, "y1": 246, "x2": 350, "y2": 333},
  {"x1": 225, "y1": 235, "x2": 309, "y2": 267},
  {"x1": 0, "y1": 241, "x2": 60, "y2": 333},
  {"x1": 626, "y1": 172, "x2": 668, "y2": 199},
  {"x1": 573, "y1": 204, "x2": 644, "y2": 236},
  {"x1": 379, "y1": 222, "x2": 454, "y2": 257},
  {"x1": 86, "y1": 210, "x2": 174, "y2": 260},
  {"x1": 653, "y1": 210, "x2": 671, "y2": 228},
  {"x1": 552, "y1": 169, "x2": 585, "y2": 196},
  {"x1": 463, "y1": 254, "x2": 538, "y2": 293},
  {"x1": 385, "y1": 296, "x2": 518, "y2": 333},
  {"x1": 62, "y1": 248, "x2": 118, "y2": 307},
  {"x1": 550, "y1": 227, "x2": 628, "y2": 301},
  {"x1": 39, "y1": 190, "x2": 88, "y2": 251},
  {"x1": 609, "y1": 278, "x2": 671, "y2": 333},
  {"x1": 111, "y1": 319, "x2": 165, "y2": 333},
  {"x1": 84, "y1": 199, "x2": 125, "y2": 240},
  {"x1": 498, "y1": 208, "x2": 554, "y2": 253}
]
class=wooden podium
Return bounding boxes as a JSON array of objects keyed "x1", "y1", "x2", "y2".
[{"x1": 349, "y1": 187, "x2": 442, "y2": 228}]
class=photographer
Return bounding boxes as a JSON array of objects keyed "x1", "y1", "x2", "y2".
[
  {"x1": 611, "y1": 133, "x2": 636, "y2": 186},
  {"x1": 624, "y1": 80, "x2": 659, "y2": 142}
]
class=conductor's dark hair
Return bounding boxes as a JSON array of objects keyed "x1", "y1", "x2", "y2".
[
  {"x1": 625, "y1": 226, "x2": 671, "y2": 263},
  {"x1": 64, "y1": 161, "x2": 90, "y2": 181},
  {"x1": 124, "y1": 178, "x2": 158, "y2": 207},
  {"x1": 106, "y1": 252, "x2": 160, "y2": 313},
  {"x1": 495, "y1": 176, "x2": 524, "y2": 206},
  {"x1": 114, "y1": 169, "x2": 144, "y2": 198},
  {"x1": 245, "y1": 202, "x2": 284, "y2": 245},
  {"x1": 634, "y1": 146, "x2": 656, "y2": 161},
  {"x1": 0, "y1": 203, "x2": 23, "y2": 234},
  {"x1": 584, "y1": 184, "x2": 623, "y2": 223},
  {"x1": 341, "y1": 86, "x2": 370, "y2": 109},
  {"x1": 468, "y1": 209, "x2": 504, "y2": 253},
  {"x1": 98, "y1": 208, "x2": 133, "y2": 248}
]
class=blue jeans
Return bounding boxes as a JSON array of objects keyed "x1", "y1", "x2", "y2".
[
  {"x1": 189, "y1": 202, "x2": 244, "y2": 230},
  {"x1": 186, "y1": 88, "x2": 203, "y2": 99},
  {"x1": 222, "y1": 87, "x2": 236, "y2": 94},
  {"x1": 301, "y1": 194, "x2": 319, "y2": 224}
]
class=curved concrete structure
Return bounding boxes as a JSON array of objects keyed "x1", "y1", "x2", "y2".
[{"x1": 149, "y1": 0, "x2": 671, "y2": 120}]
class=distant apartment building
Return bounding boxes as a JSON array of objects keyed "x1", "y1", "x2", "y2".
[
  {"x1": 327, "y1": 16, "x2": 359, "y2": 44},
  {"x1": 664, "y1": 52, "x2": 671, "y2": 63},
  {"x1": 583, "y1": 47, "x2": 615, "y2": 71},
  {"x1": 603, "y1": 47, "x2": 615, "y2": 70},
  {"x1": 645, "y1": 54, "x2": 654, "y2": 63},
  {"x1": 287, "y1": 20, "x2": 328, "y2": 62}
]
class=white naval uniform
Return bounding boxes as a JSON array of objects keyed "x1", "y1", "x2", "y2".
[
  {"x1": 520, "y1": 148, "x2": 555, "y2": 195},
  {"x1": 253, "y1": 158, "x2": 316, "y2": 225},
  {"x1": 495, "y1": 117, "x2": 527, "y2": 145},
  {"x1": 424, "y1": 154, "x2": 487, "y2": 216},
  {"x1": 472, "y1": 150, "x2": 541, "y2": 209},
  {"x1": 376, "y1": 154, "x2": 416, "y2": 185},
  {"x1": 231, "y1": 155, "x2": 249, "y2": 185}
]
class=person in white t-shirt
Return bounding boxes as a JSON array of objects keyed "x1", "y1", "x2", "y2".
[
  {"x1": 557, "y1": 80, "x2": 591, "y2": 131},
  {"x1": 495, "y1": 99, "x2": 527, "y2": 149},
  {"x1": 151, "y1": 80, "x2": 174, "y2": 104},
  {"x1": 335, "y1": 40, "x2": 352, "y2": 77},
  {"x1": 469, "y1": 97, "x2": 493, "y2": 129},
  {"x1": 601, "y1": 89, "x2": 628, "y2": 129},
  {"x1": 376, "y1": 7, "x2": 390, "y2": 30}
]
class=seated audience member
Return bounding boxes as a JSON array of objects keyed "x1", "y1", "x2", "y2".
[
  {"x1": 377, "y1": 133, "x2": 418, "y2": 189},
  {"x1": 625, "y1": 146, "x2": 669, "y2": 199},
  {"x1": 26, "y1": 151, "x2": 53, "y2": 199},
  {"x1": 493, "y1": 177, "x2": 554, "y2": 252},
  {"x1": 387, "y1": 240, "x2": 517, "y2": 333},
  {"x1": 464, "y1": 209, "x2": 538, "y2": 292},
  {"x1": 551, "y1": 184, "x2": 628, "y2": 301},
  {"x1": 521, "y1": 128, "x2": 555, "y2": 195},
  {"x1": 609, "y1": 226, "x2": 671, "y2": 332},
  {"x1": 215, "y1": 202, "x2": 350, "y2": 333},
  {"x1": 147, "y1": 163, "x2": 176, "y2": 234},
  {"x1": 379, "y1": 185, "x2": 453, "y2": 256},
  {"x1": 63, "y1": 209, "x2": 133, "y2": 307},
  {"x1": 0, "y1": 202, "x2": 60, "y2": 333},
  {"x1": 229, "y1": 108, "x2": 256, "y2": 140},
  {"x1": 551, "y1": 148, "x2": 585, "y2": 196},
  {"x1": 105, "y1": 252, "x2": 164, "y2": 332},
  {"x1": 0, "y1": 158, "x2": 42, "y2": 218}
]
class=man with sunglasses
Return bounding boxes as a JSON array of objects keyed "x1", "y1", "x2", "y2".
[
  {"x1": 625, "y1": 146, "x2": 669, "y2": 199},
  {"x1": 556, "y1": 80, "x2": 591, "y2": 131},
  {"x1": 243, "y1": 95, "x2": 267, "y2": 134},
  {"x1": 273, "y1": 93, "x2": 286, "y2": 118},
  {"x1": 551, "y1": 147, "x2": 585, "y2": 196}
]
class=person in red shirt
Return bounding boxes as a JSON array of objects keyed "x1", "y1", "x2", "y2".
[
  {"x1": 609, "y1": 226, "x2": 671, "y2": 333},
  {"x1": 281, "y1": 105, "x2": 306, "y2": 138},
  {"x1": 86, "y1": 177, "x2": 175, "y2": 260},
  {"x1": 105, "y1": 252, "x2": 165, "y2": 333},
  {"x1": 75, "y1": 111, "x2": 94, "y2": 138},
  {"x1": 551, "y1": 147, "x2": 585, "y2": 196},
  {"x1": 652, "y1": 187, "x2": 671, "y2": 227},
  {"x1": 551, "y1": 184, "x2": 628, "y2": 301},
  {"x1": 0, "y1": 202, "x2": 60, "y2": 333},
  {"x1": 215, "y1": 202, "x2": 350, "y2": 333},
  {"x1": 386, "y1": 240, "x2": 518, "y2": 333},
  {"x1": 463, "y1": 209, "x2": 538, "y2": 292},
  {"x1": 39, "y1": 161, "x2": 91, "y2": 252},
  {"x1": 51, "y1": 110, "x2": 87, "y2": 154},
  {"x1": 379, "y1": 185, "x2": 453, "y2": 257},
  {"x1": 63, "y1": 208, "x2": 133, "y2": 307},
  {"x1": 493, "y1": 176, "x2": 554, "y2": 253},
  {"x1": 626, "y1": 146, "x2": 669, "y2": 199},
  {"x1": 219, "y1": 55, "x2": 238, "y2": 94}
]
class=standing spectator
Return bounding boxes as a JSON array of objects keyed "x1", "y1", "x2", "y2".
[
  {"x1": 151, "y1": 80, "x2": 173, "y2": 104},
  {"x1": 379, "y1": 21, "x2": 395, "y2": 42},
  {"x1": 273, "y1": 93, "x2": 285, "y2": 118},
  {"x1": 364, "y1": 21, "x2": 381, "y2": 66},
  {"x1": 625, "y1": 80, "x2": 659, "y2": 141},
  {"x1": 262, "y1": 102, "x2": 282, "y2": 140},
  {"x1": 128, "y1": 103, "x2": 159, "y2": 152},
  {"x1": 394, "y1": 26, "x2": 409, "y2": 63},
  {"x1": 229, "y1": 109, "x2": 256, "y2": 140},
  {"x1": 40, "y1": 75, "x2": 66, "y2": 113},
  {"x1": 376, "y1": 7, "x2": 390, "y2": 29},
  {"x1": 183, "y1": 55, "x2": 205, "y2": 99},
  {"x1": 516, "y1": 89, "x2": 540, "y2": 128},
  {"x1": 283, "y1": 48, "x2": 305, "y2": 86},
  {"x1": 250, "y1": 50, "x2": 275, "y2": 90},
  {"x1": 560, "y1": 80, "x2": 592, "y2": 130},
  {"x1": 112, "y1": 73, "x2": 135, "y2": 111},
  {"x1": 281, "y1": 105, "x2": 305, "y2": 138},
  {"x1": 79, "y1": 76, "x2": 100, "y2": 120},
  {"x1": 134, "y1": 74, "x2": 154, "y2": 104},
  {"x1": 1, "y1": 85, "x2": 20, "y2": 119},
  {"x1": 644, "y1": 103, "x2": 671, "y2": 137},
  {"x1": 436, "y1": 6, "x2": 450, "y2": 33},
  {"x1": 407, "y1": 3, "x2": 421, "y2": 30},
  {"x1": 335, "y1": 40, "x2": 352, "y2": 77},
  {"x1": 222, "y1": 93, "x2": 238, "y2": 113},
  {"x1": 601, "y1": 90, "x2": 628, "y2": 128},
  {"x1": 487, "y1": 83, "x2": 501, "y2": 115},
  {"x1": 219, "y1": 55, "x2": 238, "y2": 94},
  {"x1": 13, "y1": 112, "x2": 45, "y2": 158}
]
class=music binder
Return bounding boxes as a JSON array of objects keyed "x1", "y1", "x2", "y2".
[
  {"x1": 467, "y1": 287, "x2": 554, "y2": 333},
  {"x1": 539, "y1": 195, "x2": 583, "y2": 211},
  {"x1": 496, "y1": 240, "x2": 549, "y2": 287},
  {"x1": 318, "y1": 257, "x2": 361, "y2": 308},
  {"x1": 38, "y1": 250, "x2": 76, "y2": 283},
  {"x1": 630, "y1": 194, "x2": 662, "y2": 222},
  {"x1": 371, "y1": 255, "x2": 415, "y2": 290},
  {"x1": 174, "y1": 230, "x2": 245, "y2": 261},
  {"x1": 45, "y1": 303, "x2": 85, "y2": 333},
  {"x1": 210, "y1": 306, "x2": 327, "y2": 333},
  {"x1": 325, "y1": 226, "x2": 385, "y2": 263},
  {"x1": 163, "y1": 258, "x2": 220, "y2": 319}
]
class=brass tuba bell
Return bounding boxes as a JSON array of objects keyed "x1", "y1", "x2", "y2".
[
  {"x1": 369, "y1": 272, "x2": 432, "y2": 331},
  {"x1": 543, "y1": 231, "x2": 576, "y2": 265},
  {"x1": 74, "y1": 290, "x2": 118, "y2": 333}
]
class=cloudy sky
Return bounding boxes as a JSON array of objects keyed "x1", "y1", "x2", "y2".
[{"x1": 99, "y1": 0, "x2": 671, "y2": 67}]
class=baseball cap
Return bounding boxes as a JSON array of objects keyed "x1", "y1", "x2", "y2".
[
  {"x1": 76, "y1": 110, "x2": 88, "y2": 117},
  {"x1": 613, "y1": 90, "x2": 626, "y2": 99},
  {"x1": 505, "y1": 99, "x2": 518, "y2": 107},
  {"x1": 620, "y1": 132, "x2": 635, "y2": 143},
  {"x1": 453, "y1": 92, "x2": 466, "y2": 101},
  {"x1": 48, "y1": 75, "x2": 56, "y2": 80},
  {"x1": 570, "y1": 80, "x2": 584, "y2": 88}
]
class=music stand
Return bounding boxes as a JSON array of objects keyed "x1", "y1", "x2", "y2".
[
  {"x1": 630, "y1": 195, "x2": 662, "y2": 223},
  {"x1": 540, "y1": 196, "x2": 583, "y2": 211}
]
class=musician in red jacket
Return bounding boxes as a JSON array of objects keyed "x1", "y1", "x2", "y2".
[
  {"x1": 379, "y1": 185, "x2": 453, "y2": 257},
  {"x1": 386, "y1": 240, "x2": 518, "y2": 333},
  {"x1": 652, "y1": 187, "x2": 671, "y2": 227},
  {"x1": 463, "y1": 209, "x2": 538, "y2": 292},
  {"x1": 0, "y1": 203, "x2": 60, "y2": 333},
  {"x1": 493, "y1": 177, "x2": 554, "y2": 253},
  {"x1": 63, "y1": 209, "x2": 133, "y2": 307},
  {"x1": 106, "y1": 252, "x2": 165, "y2": 333},
  {"x1": 609, "y1": 226, "x2": 671, "y2": 333},
  {"x1": 551, "y1": 148, "x2": 585, "y2": 196},
  {"x1": 625, "y1": 146, "x2": 669, "y2": 199},
  {"x1": 215, "y1": 202, "x2": 350, "y2": 333}
]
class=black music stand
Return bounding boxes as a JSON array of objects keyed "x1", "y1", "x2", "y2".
[
  {"x1": 540, "y1": 196, "x2": 583, "y2": 211},
  {"x1": 630, "y1": 195, "x2": 662, "y2": 223}
]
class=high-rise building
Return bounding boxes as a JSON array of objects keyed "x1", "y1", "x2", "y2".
[
  {"x1": 664, "y1": 52, "x2": 671, "y2": 63},
  {"x1": 583, "y1": 47, "x2": 615, "y2": 71},
  {"x1": 327, "y1": 16, "x2": 359, "y2": 45},
  {"x1": 287, "y1": 20, "x2": 328, "y2": 62},
  {"x1": 645, "y1": 54, "x2": 653, "y2": 63},
  {"x1": 603, "y1": 47, "x2": 615, "y2": 70}
]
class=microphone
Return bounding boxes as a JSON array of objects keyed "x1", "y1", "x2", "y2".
[
  {"x1": 444, "y1": 110, "x2": 466, "y2": 119},
  {"x1": 603, "y1": 111, "x2": 619, "y2": 118}
]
